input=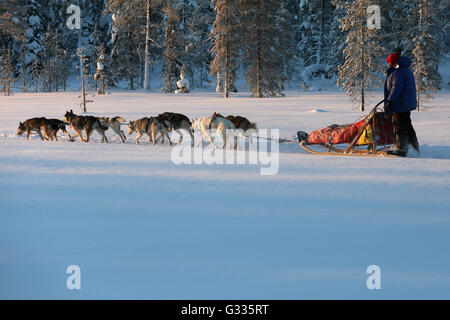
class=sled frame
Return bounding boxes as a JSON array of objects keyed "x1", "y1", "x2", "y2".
[{"x1": 299, "y1": 102, "x2": 397, "y2": 158}]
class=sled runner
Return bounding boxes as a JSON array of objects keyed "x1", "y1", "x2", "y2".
[{"x1": 298, "y1": 101, "x2": 398, "y2": 157}]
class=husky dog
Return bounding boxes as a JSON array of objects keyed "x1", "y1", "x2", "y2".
[
  {"x1": 17, "y1": 117, "x2": 47, "y2": 140},
  {"x1": 128, "y1": 117, "x2": 152, "y2": 144},
  {"x1": 98, "y1": 116, "x2": 127, "y2": 143},
  {"x1": 128, "y1": 117, "x2": 172, "y2": 145},
  {"x1": 192, "y1": 116, "x2": 240, "y2": 149},
  {"x1": 63, "y1": 110, "x2": 108, "y2": 143},
  {"x1": 150, "y1": 117, "x2": 172, "y2": 146},
  {"x1": 212, "y1": 113, "x2": 257, "y2": 132},
  {"x1": 41, "y1": 118, "x2": 73, "y2": 141},
  {"x1": 156, "y1": 112, "x2": 193, "y2": 144}
]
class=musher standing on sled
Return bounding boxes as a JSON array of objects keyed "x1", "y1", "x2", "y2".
[{"x1": 384, "y1": 53, "x2": 419, "y2": 157}]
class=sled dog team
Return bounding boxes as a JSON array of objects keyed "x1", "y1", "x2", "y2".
[{"x1": 17, "y1": 110, "x2": 257, "y2": 149}]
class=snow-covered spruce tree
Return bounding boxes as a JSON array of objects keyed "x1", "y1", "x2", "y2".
[
  {"x1": 107, "y1": 0, "x2": 148, "y2": 89},
  {"x1": 161, "y1": 0, "x2": 183, "y2": 93},
  {"x1": 30, "y1": 58, "x2": 42, "y2": 92},
  {"x1": 94, "y1": 46, "x2": 106, "y2": 94},
  {"x1": 438, "y1": 0, "x2": 450, "y2": 58},
  {"x1": 407, "y1": 0, "x2": 441, "y2": 110},
  {"x1": 107, "y1": 0, "x2": 156, "y2": 89},
  {"x1": 334, "y1": 0, "x2": 385, "y2": 112},
  {"x1": 83, "y1": 0, "x2": 112, "y2": 68},
  {"x1": 328, "y1": 2, "x2": 346, "y2": 77},
  {"x1": 210, "y1": 0, "x2": 241, "y2": 98},
  {"x1": 40, "y1": 25, "x2": 67, "y2": 92},
  {"x1": 381, "y1": 0, "x2": 411, "y2": 55},
  {"x1": 240, "y1": 0, "x2": 295, "y2": 97},
  {"x1": 283, "y1": 0, "x2": 304, "y2": 86},
  {"x1": 41, "y1": 25, "x2": 57, "y2": 92},
  {"x1": 77, "y1": 47, "x2": 93, "y2": 112},
  {"x1": 297, "y1": 0, "x2": 335, "y2": 79},
  {"x1": 0, "y1": 48, "x2": 15, "y2": 96},
  {"x1": 175, "y1": 0, "x2": 195, "y2": 85},
  {"x1": 187, "y1": 0, "x2": 214, "y2": 88},
  {"x1": 0, "y1": 0, "x2": 33, "y2": 92},
  {"x1": 0, "y1": 0, "x2": 26, "y2": 39}
]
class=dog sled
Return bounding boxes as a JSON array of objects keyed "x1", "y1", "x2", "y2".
[{"x1": 297, "y1": 101, "x2": 398, "y2": 157}]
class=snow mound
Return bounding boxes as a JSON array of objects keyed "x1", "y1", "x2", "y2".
[{"x1": 309, "y1": 108, "x2": 329, "y2": 113}]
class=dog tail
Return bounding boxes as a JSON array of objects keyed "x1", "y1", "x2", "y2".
[{"x1": 113, "y1": 116, "x2": 127, "y2": 123}]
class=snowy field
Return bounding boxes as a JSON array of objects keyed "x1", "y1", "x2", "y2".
[{"x1": 1, "y1": 90, "x2": 450, "y2": 299}]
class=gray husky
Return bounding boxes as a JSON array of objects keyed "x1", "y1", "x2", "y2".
[
  {"x1": 128, "y1": 117, "x2": 152, "y2": 144},
  {"x1": 98, "y1": 116, "x2": 127, "y2": 143},
  {"x1": 128, "y1": 117, "x2": 172, "y2": 145},
  {"x1": 156, "y1": 112, "x2": 193, "y2": 144}
]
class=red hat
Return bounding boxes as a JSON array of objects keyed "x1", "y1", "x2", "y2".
[{"x1": 386, "y1": 53, "x2": 400, "y2": 65}]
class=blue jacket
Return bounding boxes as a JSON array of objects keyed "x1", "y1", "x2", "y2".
[{"x1": 384, "y1": 56, "x2": 417, "y2": 113}]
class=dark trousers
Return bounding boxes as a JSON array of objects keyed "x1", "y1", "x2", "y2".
[{"x1": 393, "y1": 112, "x2": 419, "y2": 152}]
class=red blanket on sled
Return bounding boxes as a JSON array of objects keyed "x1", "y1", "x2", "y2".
[
  {"x1": 307, "y1": 114, "x2": 395, "y2": 145},
  {"x1": 307, "y1": 119, "x2": 365, "y2": 144}
]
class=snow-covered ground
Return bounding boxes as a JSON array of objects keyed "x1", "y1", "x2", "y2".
[{"x1": 1, "y1": 90, "x2": 449, "y2": 299}]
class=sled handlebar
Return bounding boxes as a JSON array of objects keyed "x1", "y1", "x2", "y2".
[{"x1": 372, "y1": 100, "x2": 385, "y2": 112}]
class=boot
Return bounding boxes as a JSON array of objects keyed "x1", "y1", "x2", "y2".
[
  {"x1": 387, "y1": 131, "x2": 408, "y2": 157},
  {"x1": 408, "y1": 124, "x2": 420, "y2": 153}
]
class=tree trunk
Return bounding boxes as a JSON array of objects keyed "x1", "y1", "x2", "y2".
[
  {"x1": 224, "y1": 36, "x2": 229, "y2": 98},
  {"x1": 317, "y1": 0, "x2": 325, "y2": 65},
  {"x1": 144, "y1": 0, "x2": 151, "y2": 91},
  {"x1": 360, "y1": 7, "x2": 365, "y2": 112},
  {"x1": 361, "y1": 85, "x2": 365, "y2": 112},
  {"x1": 82, "y1": 72, "x2": 86, "y2": 112},
  {"x1": 78, "y1": 31, "x2": 83, "y2": 81},
  {"x1": 21, "y1": 46, "x2": 28, "y2": 92}
]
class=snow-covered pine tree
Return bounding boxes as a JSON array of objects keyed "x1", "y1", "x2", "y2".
[
  {"x1": 175, "y1": 0, "x2": 194, "y2": 86},
  {"x1": 0, "y1": 0, "x2": 26, "y2": 39},
  {"x1": 41, "y1": 25, "x2": 57, "y2": 92},
  {"x1": 40, "y1": 25, "x2": 67, "y2": 92},
  {"x1": 107, "y1": 0, "x2": 147, "y2": 89},
  {"x1": 187, "y1": 0, "x2": 214, "y2": 88},
  {"x1": 107, "y1": 0, "x2": 154, "y2": 89},
  {"x1": 161, "y1": 0, "x2": 183, "y2": 93},
  {"x1": 334, "y1": 0, "x2": 385, "y2": 111},
  {"x1": 297, "y1": 0, "x2": 334, "y2": 79},
  {"x1": 279, "y1": 1, "x2": 299, "y2": 86},
  {"x1": 30, "y1": 58, "x2": 41, "y2": 92},
  {"x1": 77, "y1": 47, "x2": 94, "y2": 112},
  {"x1": 406, "y1": 0, "x2": 441, "y2": 110},
  {"x1": 328, "y1": 2, "x2": 346, "y2": 77},
  {"x1": 438, "y1": 0, "x2": 450, "y2": 58},
  {"x1": 283, "y1": 0, "x2": 304, "y2": 86},
  {"x1": 94, "y1": 46, "x2": 106, "y2": 94},
  {"x1": 0, "y1": 0, "x2": 33, "y2": 92},
  {"x1": 0, "y1": 48, "x2": 15, "y2": 96},
  {"x1": 83, "y1": 0, "x2": 112, "y2": 67},
  {"x1": 240, "y1": 0, "x2": 295, "y2": 97},
  {"x1": 210, "y1": 0, "x2": 240, "y2": 98},
  {"x1": 143, "y1": 0, "x2": 152, "y2": 90},
  {"x1": 382, "y1": 0, "x2": 410, "y2": 55}
]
